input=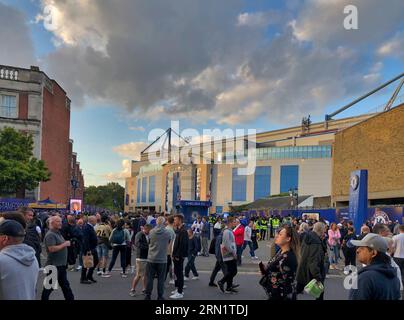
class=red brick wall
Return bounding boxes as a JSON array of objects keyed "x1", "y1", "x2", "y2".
[
  {"x1": 18, "y1": 93, "x2": 28, "y2": 119},
  {"x1": 39, "y1": 82, "x2": 71, "y2": 204}
]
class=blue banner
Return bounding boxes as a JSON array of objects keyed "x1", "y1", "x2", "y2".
[{"x1": 0, "y1": 198, "x2": 35, "y2": 212}]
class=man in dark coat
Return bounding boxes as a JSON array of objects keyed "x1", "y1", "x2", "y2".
[
  {"x1": 19, "y1": 207, "x2": 42, "y2": 267},
  {"x1": 296, "y1": 222, "x2": 327, "y2": 300},
  {"x1": 172, "y1": 214, "x2": 189, "y2": 298},
  {"x1": 80, "y1": 216, "x2": 99, "y2": 284},
  {"x1": 61, "y1": 215, "x2": 82, "y2": 269}
]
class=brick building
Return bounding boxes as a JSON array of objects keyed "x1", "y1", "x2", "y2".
[
  {"x1": 332, "y1": 103, "x2": 404, "y2": 206},
  {"x1": 0, "y1": 64, "x2": 84, "y2": 204}
]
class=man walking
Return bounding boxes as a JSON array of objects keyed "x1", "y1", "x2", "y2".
[
  {"x1": 19, "y1": 207, "x2": 42, "y2": 268},
  {"x1": 41, "y1": 216, "x2": 75, "y2": 300},
  {"x1": 0, "y1": 220, "x2": 39, "y2": 300},
  {"x1": 218, "y1": 217, "x2": 238, "y2": 294},
  {"x1": 80, "y1": 216, "x2": 99, "y2": 284},
  {"x1": 95, "y1": 215, "x2": 112, "y2": 277},
  {"x1": 233, "y1": 219, "x2": 244, "y2": 266},
  {"x1": 201, "y1": 216, "x2": 210, "y2": 257},
  {"x1": 144, "y1": 217, "x2": 171, "y2": 300},
  {"x1": 130, "y1": 224, "x2": 152, "y2": 296},
  {"x1": 296, "y1": 222, "x2": 327, "y2": 300},
  {"x1": 171, "y1": 214, "x2": 189, "y2": 299}
]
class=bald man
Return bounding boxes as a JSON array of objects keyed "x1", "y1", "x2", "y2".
[{"x1": 41, "y1": 216, "x2": 75, "y2": 300}]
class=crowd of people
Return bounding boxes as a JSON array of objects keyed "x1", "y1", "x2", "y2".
[{"x1": 0, "y1": 208, "x2": 403, "y2": 300}]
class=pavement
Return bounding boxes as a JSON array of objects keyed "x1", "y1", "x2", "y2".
[{"x1": 35, "y1": 239, "x2": 350, "y2": 300}]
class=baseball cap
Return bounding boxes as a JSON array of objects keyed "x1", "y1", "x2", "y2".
[
  {"x1": 0, "y1": 219, "x2": 26, "y2": 237},
  {"x1": 350, "y1": 233, "x2": 388, "y2": 253}
]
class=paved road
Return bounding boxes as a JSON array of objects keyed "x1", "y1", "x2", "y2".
[{"x1": 35, "y1": 239, "x2": 350, "y2": 300}]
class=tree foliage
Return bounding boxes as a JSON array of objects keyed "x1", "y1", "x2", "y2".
[
  {"x1": 0, "y1": 127, "x2": 50, "y2": 197},
  {"x1": 84, "y1": 182, "x2": 125, "y2": 211}
]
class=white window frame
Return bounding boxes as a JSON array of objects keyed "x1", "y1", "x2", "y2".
[{"x1": 0, "y1": 92, "x2": 19, "y2": 119}]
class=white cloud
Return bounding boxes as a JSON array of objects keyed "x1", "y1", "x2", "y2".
[
  {"x1": 0, "y1": 3, "x2": 36, "y2": 66},
  {"x1": 291, "y1": 0, "x2": 404, "y2": 47},
  {"x1": 237, "y1": 11, "x2": 284, "y2": 28},
  {"x1": 103, "y1": 159, "x2": 131, "y2": 182},
  {"x1": 112, "y1": 141, "x2": 149, "y2": 160},
  {"x1": 378, "y1": 32, "x2": 404, "y2": 60},
  {"x1": 128, "y1": 126, "x2": 145, "y2": 132},
  {"x1": 33, "y1": 0, "x2": 403, "y2": 127}
]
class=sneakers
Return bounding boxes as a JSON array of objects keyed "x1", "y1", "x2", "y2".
[
  {"x1": 102, "y1": 272, "x2": 111, "y2": 278},
  {"x1": 208, "y1": 282, "x2": 217, "y2": 287},
  {"x1": 97, "y1": 271, "x2": 102, "y2": 276},
  {"x1": 217, "y1": 281, "x2": 225, "y2": 293},
  {"x1": 231, "y1": 284, "x2": 240, "y2": 289},
  {"x1": 169, "y1": 279, "x2": 175, "y2": 285},
  {"x1": 171, "y1": 289, "x2": 178, "y2": 295},
  {"x1": 184, "y1": 276, "x2": 189, "y2": 281},
  {"x1": 192, "y1": 276, "x2": 199, "y2": 280},
  {"x1": 225, "y1": 288, "x2": 238, "y2": 294},
  {"x1": 121, "y1": 273, "x2": 128, "y2": 278},
  {"x1": 343, "y1": 270, "x2": 350, "y2": 275},
  {"x1": 170, "y1": 292, "x2": 184, "y2": 299},
  {"x1": 251, "y1": 256, "x2": 259, "y2": 260},
  {"x1": 76, "y1": 266, "x2": 82, "y2": 271},
  {"x1": 129, "y1": 289, "x2": 136, "y2": 297}
]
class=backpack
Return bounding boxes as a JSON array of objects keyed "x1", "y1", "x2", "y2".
[{"x1": 110, "y1": 229, "x2": 125, "y2": 245}]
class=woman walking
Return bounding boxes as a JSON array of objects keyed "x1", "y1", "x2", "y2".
[
  {"x1": 105, "y1": 219, "x2": 131, "y2": 277},
  {"x1": 328, "y1": 223, "x2": 341, "y2": 270},
  {"x1": 259, "y1": 225, "x2": 300, "y2": 300}
]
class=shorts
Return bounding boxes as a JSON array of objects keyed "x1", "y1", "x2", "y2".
[
  {"x1": 97, "y1": 243, "x2": 109, "y2": 258},
  {"x1": 136, "y1": 260, "x2": 147, "y2": 277}
]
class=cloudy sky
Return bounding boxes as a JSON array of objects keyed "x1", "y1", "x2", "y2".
[{"x1": 1, "y1": 0, "x2": 403, "y2": 187}]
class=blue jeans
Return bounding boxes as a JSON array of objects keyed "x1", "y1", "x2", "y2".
[
  {"x1": 242, "y1": 241, "x2": 255, "y2": 257},
  {"x1": 329, "y1": 245, "x2": 339, "y2": 264},
  {"x1": 145, "y1": 262, "x2": 167, "y2": 300}
]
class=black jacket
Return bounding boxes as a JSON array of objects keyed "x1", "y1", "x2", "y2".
[
  {"x1": 349, "y1": 261, "x2": 401, "y2": 300},
  {"x1": 188, "y1": 236, "x2": 199, "y2": 256},
  {"x1": 135, "y1": 231, "x2": 149, "y2": 260},
  {"x1": 24, "y1": 222, "x2": 41, "y2": 255},
  {"x1": 82, "y1": 223, "x2": 98, "y2": 253},
  {"x1": 296, "y1": 231, "x2": 327, "y2": 286},
  {"x1": 173, "y1": 225, "x2": 188, "y2": 259}
]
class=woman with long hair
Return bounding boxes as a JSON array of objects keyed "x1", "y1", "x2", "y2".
[
  {"x1": 328, "y1": 222, "x2": 341, "y2": 270},
  {"x1": 259, "y1": 224, "x2": 300, "y2": 300}
]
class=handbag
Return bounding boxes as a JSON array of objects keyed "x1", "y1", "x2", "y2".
[{"x1": 83, "y1": 252, "x2": 94, "y2": 269}]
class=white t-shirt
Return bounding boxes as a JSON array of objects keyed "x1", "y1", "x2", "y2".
[
  {"x1": 244, "y1": 226, "x2": 252, "y2": 242},
  {"x1": 214, "y1": 222, "x2": 222, "y2": 229},
  {"x1": 392, "y1": 233, "x2": 404, "y2": 259},
  {"x1": 192, "y1": 221, "x2": 203, "y2": 235}
]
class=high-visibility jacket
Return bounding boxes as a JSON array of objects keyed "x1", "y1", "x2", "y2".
[
  {"x1": 272, "y1": 218, "x2": 280, "y2": 229},
  {"x1": 255, "y1": 221, "x2": 261, "y2": 230},
  {"x1": 261, "y1": 221, "x2": 268, "y2": 231}
]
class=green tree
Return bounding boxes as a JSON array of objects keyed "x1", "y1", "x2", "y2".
[
  {"x1": 0, "y1": 127, "x2": 51, "y2": 198},
  {"x1": 84, "y1": 182, "x2": 125, "y2": 211}
]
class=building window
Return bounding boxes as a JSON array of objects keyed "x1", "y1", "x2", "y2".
[
  {"x1": 149, "y1": 176, "x2": 155, "y2": 203},
  {"x1": 0, "y1": 94, "x2": 17, "y2": 118},
  {"x1": 232, "y1": 168, "x2": 247, "y2": 201},
  {"x1": 137, "y1": 178, "x2": 141, "y2": 203},
  {"x1": 280, "y1": 165, "x2": 299, "y2": 193},
  {"x1": 142, "y1": 177, "x2": 147, "y2": 203},
  {"x1": 254, "y1": 166, "x2": 271, "y2": 200}
]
